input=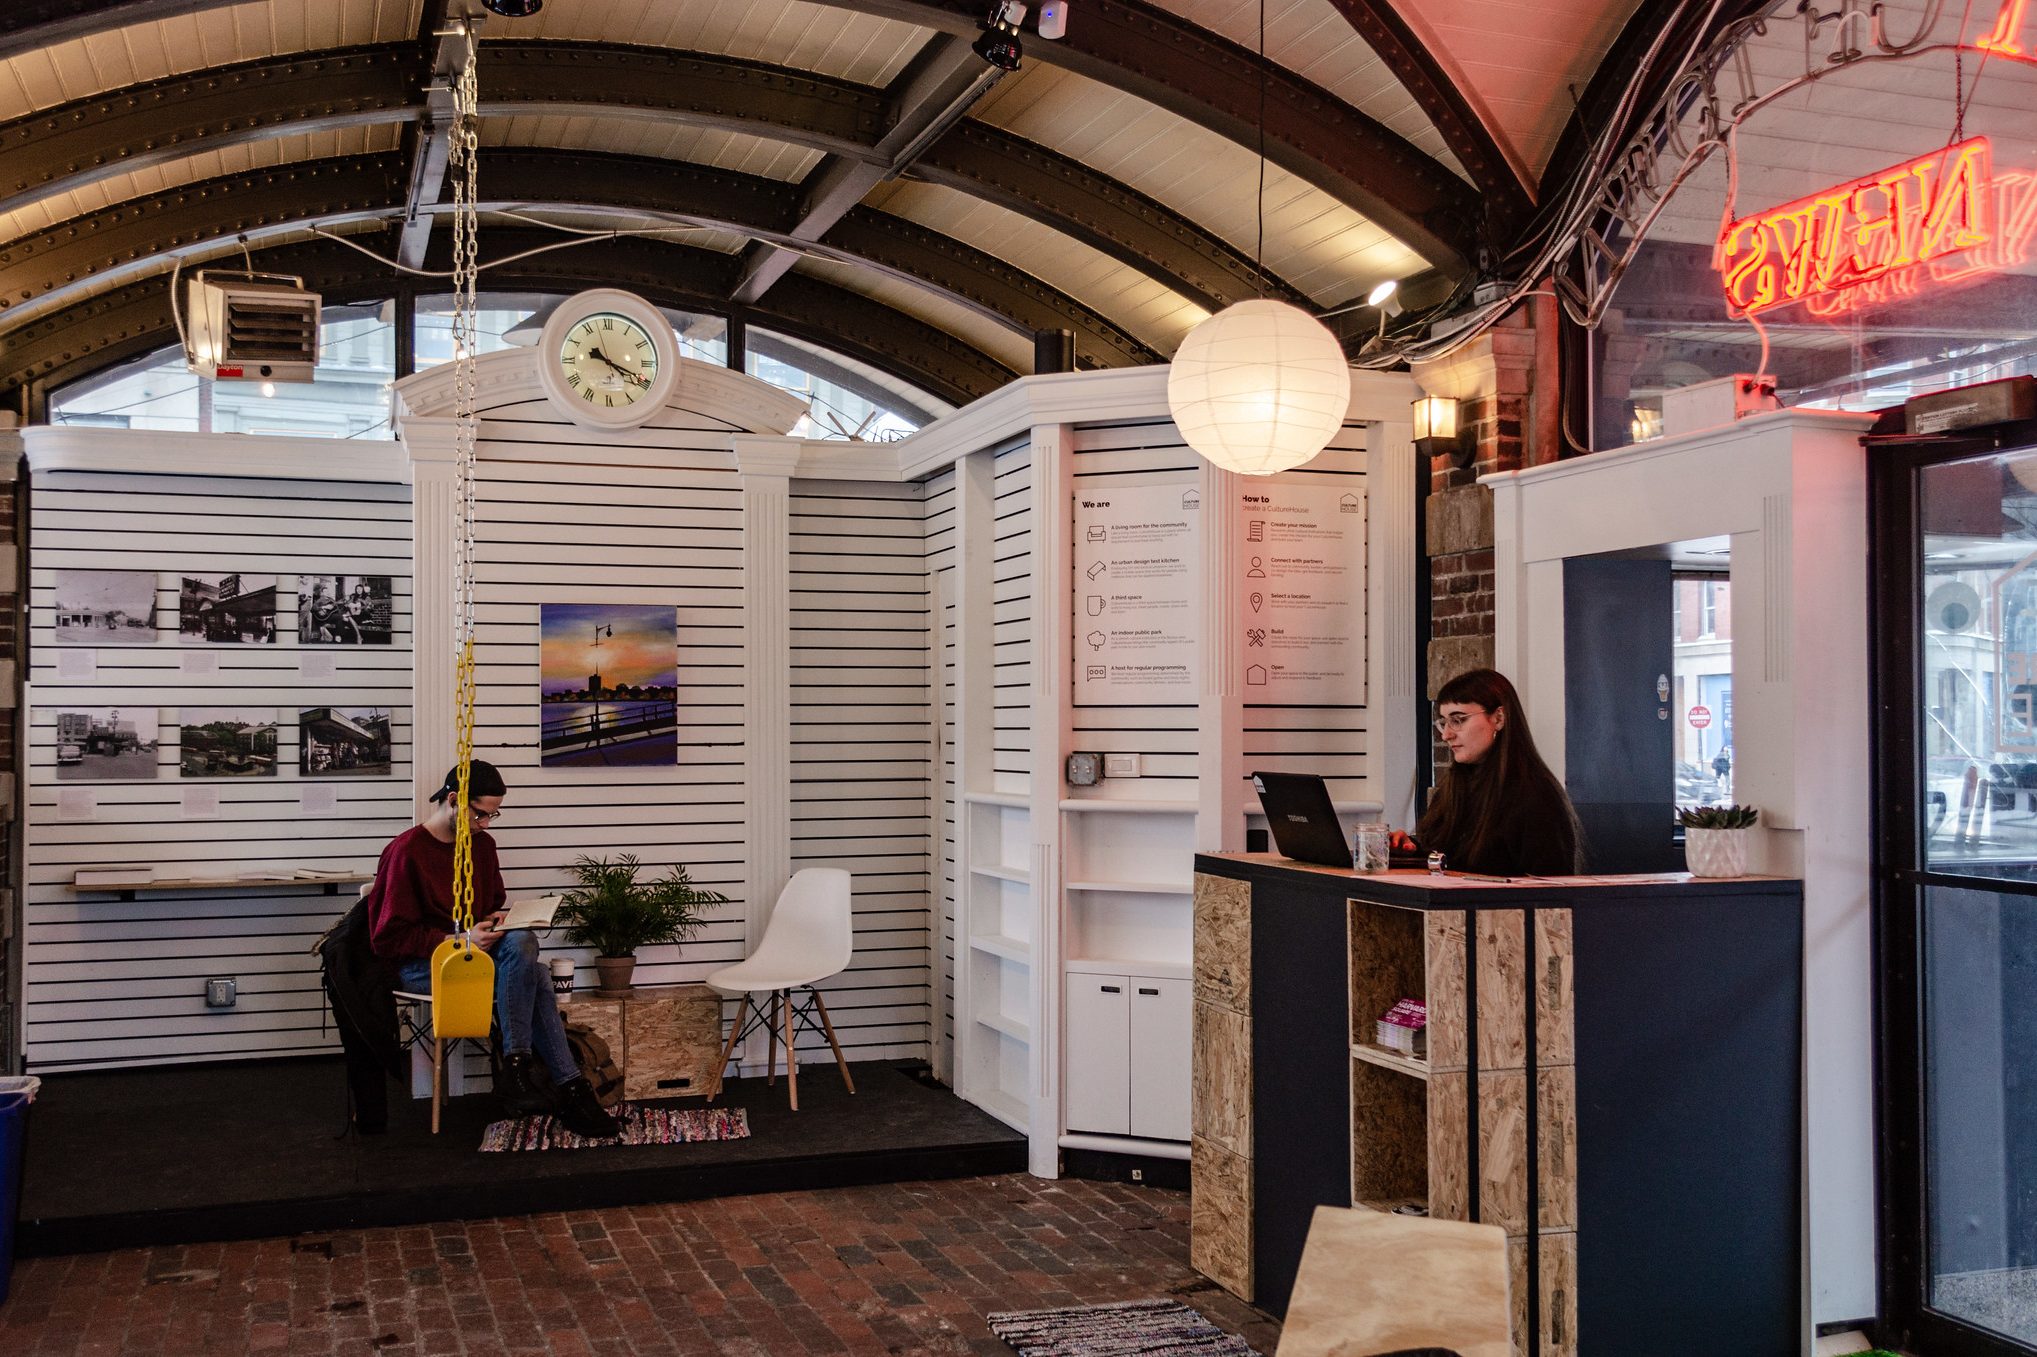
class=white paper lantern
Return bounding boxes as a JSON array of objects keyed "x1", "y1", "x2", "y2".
[{"x1": 1166, "y1": 299, "x2": 1352, "y2": 476}]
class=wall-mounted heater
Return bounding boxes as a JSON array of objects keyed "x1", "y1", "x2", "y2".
[{"x1": 184, "y1": 270, "x2": 321, "y2": 381}]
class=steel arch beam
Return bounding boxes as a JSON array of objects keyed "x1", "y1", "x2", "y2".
[
  {"x1": 0, "y1": 233, "x2": 1014, "y2": 409},
  {"x1": 0, "y1": 41, "x2": 1292, "y2": 312},
  {"x1": 0, "y1": 150, "x2": 1158, "y2": 366}
]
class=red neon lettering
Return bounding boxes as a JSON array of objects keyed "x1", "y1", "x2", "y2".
[
  {"x1": 1982, "y1": 0, "x2": 2034, "y2": 55},
  {"x1": 1717, "y1": 138, "x2": 1998, "y2": 318}
]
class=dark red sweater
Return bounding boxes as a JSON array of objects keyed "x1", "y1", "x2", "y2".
[{"x1": 367, "y1": 824, "x2": 508, "y2": 960}]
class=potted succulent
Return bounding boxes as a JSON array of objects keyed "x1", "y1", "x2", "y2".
[
  {"x1": 555, "y1": 853, "x2": 728, "y2": 995},
  {"x1": 1678, "y1": 804, "x2": 1759, "y2": 878}
]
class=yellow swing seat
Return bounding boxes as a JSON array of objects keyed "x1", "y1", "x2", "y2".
[{"x1": 429, "y1": 934, "x2": 495, "y2": 1038}]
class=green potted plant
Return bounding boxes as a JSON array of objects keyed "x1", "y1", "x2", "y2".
[
  {"x1": 1677, "y1": 804, "x2": 1759, "y2": 878},
  {"x1": 555, "y1": 853, "x2": 728, "y2": 995}
]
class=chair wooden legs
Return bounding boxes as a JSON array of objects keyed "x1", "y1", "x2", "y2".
[
  {"x1": 783, "y1": 988, "x2": 798, "y2": 1112},
  {"x1": 766, "y1": 992, "x2": 780, "y2": 1085},
  {"x1": 431, "y1": 1037, "x2": 445, "y2": 1135},
  {"x1": 810, "y1": 989, "x2": 855, "y2": 1095},
  {"x1": 709, "y1": 994, "x2": 749, "y2": 1102}
]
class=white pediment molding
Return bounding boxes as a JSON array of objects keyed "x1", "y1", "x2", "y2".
[{"x1": 394, "y1": 347, "x2": 808, "y2": 435}]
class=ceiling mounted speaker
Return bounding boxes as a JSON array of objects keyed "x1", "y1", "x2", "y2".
[{"x1": 1929, "y1": 581, "x2": 1984, "y2": 634}]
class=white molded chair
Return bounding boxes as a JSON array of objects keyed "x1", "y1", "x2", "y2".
[{"x1": 707, "y1": 867, "x2": 856, "y2": 1110}]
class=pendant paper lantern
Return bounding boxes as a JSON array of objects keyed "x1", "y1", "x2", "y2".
[{"x1": 1167, "y1": 299, "x2": 1352, "y2": 476}]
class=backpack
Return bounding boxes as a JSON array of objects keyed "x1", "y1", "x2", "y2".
[{"x1": 561, "y1": 1020, "x2": 626, "y2": 1108}]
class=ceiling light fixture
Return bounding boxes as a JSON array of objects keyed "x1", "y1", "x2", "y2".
[
  {"x1": 974, "y1": 2, "x2": 1025, "y2": 71},
  {"x1": 1165, "y1": 0, "x2": 1348, "y2": 476},
  {"x1": 481, "y1": 0, "x2": 542, "y2": 16}
]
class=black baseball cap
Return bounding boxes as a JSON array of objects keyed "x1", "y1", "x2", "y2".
[{"x1": 429, "y1": 760, "x2": 508, "y2": 804}]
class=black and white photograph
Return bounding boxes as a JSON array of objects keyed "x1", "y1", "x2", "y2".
[
  {"x1": 177, "y1": 708, "x2": 278, "y2": 778},
  {"x1": 53, "y1": 570, "x2": 158, "y2": 645},
  {"x1": 299, "y1": 575, "x2": 394, "y2": 645},
  {"x1": 299, "y1": 706, "x2": 393, "y2": 777},
  {"x1": 179, "y1": 574, "x2": 279, "y2": 644},
  {"x1": 54, "y1": 708, "x2": 158, "y2": 781}
]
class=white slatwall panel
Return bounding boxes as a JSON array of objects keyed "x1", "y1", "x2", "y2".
[
  {"x1": 25, "y1": 472, "x2": 414, "y2": 1071},
  {"x1": 991, "y1": 443, "x2": 1033, "y2": 793},
  {"x1": 787, "y1": 479, "x2": 933, "y2": 1062},
  {"x1": 922, "y1": 466, "x2": 959, "y2": 1078}
]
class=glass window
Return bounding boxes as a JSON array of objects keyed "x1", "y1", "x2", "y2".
[
  {"x1": 51, "y1": 303, "x2": 397, "y2": 439},
  {"x1": 415, "y1": 296, "x2": 731, "y2": 371},
  {"x1": 1672, "y1": 574, "x2": 1732, "y2": 808},
  {"x1": 744, "y1": 327, "x2": 950, "y2": 440}
]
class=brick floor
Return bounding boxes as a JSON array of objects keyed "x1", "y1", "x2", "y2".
[{"x1": 0, "y1": 1175, "x2": 1282, "y2": 1356}]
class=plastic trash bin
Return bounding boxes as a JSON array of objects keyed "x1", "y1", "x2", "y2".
[{"x1": 0, "y1": 1075, "x2": 39, "y2": 1308}]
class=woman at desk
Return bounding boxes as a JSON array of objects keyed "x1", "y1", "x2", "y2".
[{"x1": 1413, "y1": 667, "x2": 1583, "y2": 876}]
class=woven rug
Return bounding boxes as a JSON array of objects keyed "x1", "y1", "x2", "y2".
[
  {"x1": 479, "y1": 1104, "x2": 749, "y2": 1152},
  {"x1": 988, "y1": 1299, "x2": 1260, "y2": 1356}
]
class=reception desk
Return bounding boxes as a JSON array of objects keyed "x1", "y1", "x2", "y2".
[{"x1": 1190, "y1": 854, "x2": 1803, "y2": 1357}]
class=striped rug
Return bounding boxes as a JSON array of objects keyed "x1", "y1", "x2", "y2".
[
  {"x1": 988, "y1": 1298, "x2": 1261, "y2": 1356},
  {"x1": 479, "y1": 1104, "x2": 749, "y2": 1151}
]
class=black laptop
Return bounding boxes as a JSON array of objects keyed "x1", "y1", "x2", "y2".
[{"x1": 1252, "y1": 771, "x2": 1351, "y2": 868}]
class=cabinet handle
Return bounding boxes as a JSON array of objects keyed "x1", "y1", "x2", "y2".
[
  {"x1": 1137, "y1": 987, "x2": 1160, "y2": 995},
  {"x1": 1100, "y1": 985, "x2": 1121, "y2": 993}
]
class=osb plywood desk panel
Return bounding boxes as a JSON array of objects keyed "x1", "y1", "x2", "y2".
[
  {"x1": 1275, "y1": 1205, "x2": 1510, "y2": 1357},
  {"x1": 561, "y1": 983, "x2": 724, "y2": 1101}
]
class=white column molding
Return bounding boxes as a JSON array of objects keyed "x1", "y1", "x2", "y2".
[
  {"x1": 401, "y1": 416, "x2": 465, "y2": 815},
  {"x1": 951, "y1": 451, "x2": 998, "y2": 1110},
  {"x1": 1196, "y1": 463, "x2": 1247, "y2": 851},
  {"x1": 740, "y1": 468, "x2": 794, "y2": 998},
  {"x1": 1026, "y1": 422, "x2": 1073, "y2": 1178},
  {"x1": 1366, "y1": 421, "x2": 1420, "y2": 829}
]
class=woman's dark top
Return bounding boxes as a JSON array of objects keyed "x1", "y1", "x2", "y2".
[{"x1": 1423, "y1": 768, "x2": 1581, "y2": 876}]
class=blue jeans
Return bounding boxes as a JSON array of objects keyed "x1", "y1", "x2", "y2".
[{"x1": 397, "y1": 930, "x2": 578, "y2": 1087}]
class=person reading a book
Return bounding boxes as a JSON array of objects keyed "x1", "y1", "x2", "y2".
[
  {"x1": 1412, "y1": 668, "x2": 1583, "y2": 877},
  {"x1": 368, "y1": 760, "x2": 618, "y2": 1138}
]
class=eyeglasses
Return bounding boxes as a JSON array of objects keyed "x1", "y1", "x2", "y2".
[
  {"x1": 468, "y1": 807, "x2": 503, "y2": 823},
  {"x1": 1433, "y1": 709, "x2": 1489, "y2": 734}
]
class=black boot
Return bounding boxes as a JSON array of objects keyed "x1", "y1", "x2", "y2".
[
  {"x1": 500, "y1": 1052, "x2": 555, "y2": 1116},
  {"x1": 554, "y1": 1076, "x2": 622, "y2": 1139}
]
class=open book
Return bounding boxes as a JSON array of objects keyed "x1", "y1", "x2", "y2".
[{"x1": 495, "y1": 895, "x2": 564, "y2": 931}]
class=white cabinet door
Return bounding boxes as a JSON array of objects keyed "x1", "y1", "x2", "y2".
[
  {"x1": 1064, "y1": 974, "x2": 1131, "y2": 1135},
  {"x1": 1128, "y1": 977, "x2": 1192, "y2": 1142}
]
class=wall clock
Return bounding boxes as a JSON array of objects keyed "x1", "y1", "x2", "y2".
[{"x1": 536, "y1": 289, "x2": 680, "y2": 429}]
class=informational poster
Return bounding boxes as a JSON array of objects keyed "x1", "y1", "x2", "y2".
[
  {"x1": 1073, "y1": 484, "x2": 1200, "y2": 703},
  {"x1": 1236, "y1": 482, "x2": 1367, "y2": 704}
]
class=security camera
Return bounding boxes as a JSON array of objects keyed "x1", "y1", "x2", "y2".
[{"x1": 1038, "y1": 1, "x2": 1068, "y2": 38}]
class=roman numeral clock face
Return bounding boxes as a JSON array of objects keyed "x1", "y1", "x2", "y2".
[{"x1": 557, "y1": 313, "x2": 658, "y2": 410}]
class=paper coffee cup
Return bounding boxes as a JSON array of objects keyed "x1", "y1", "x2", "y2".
[{"x1": 549, "y1": 956, "x2": 574, "y2": 995}]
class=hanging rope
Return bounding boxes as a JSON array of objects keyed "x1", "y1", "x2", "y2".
[{"x1": 447, "y1": 23, "x2": 483, "y2": 940}]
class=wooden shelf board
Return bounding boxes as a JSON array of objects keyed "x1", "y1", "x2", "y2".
[
  {"x1": 1065, "y1": 956, "x2": 1191, "y2": 981},
  {"x1": 1351, "y1": 1042, "x2": 1432, "y2": 1081},
  {"x1": 963, "y1": 791, "x2": 1029, "y2": 810},
  {"x1": 968, "y1": 933, "x2": 1032, "y2": 964},
  {"x1": 1356, "y1": 1196, "x2": 1429, "y2": 1216},
  {"x1": 969, "y1": 863, "x2": 1031, "y2": 885},
  {"x1": 1059, "y1": 799, "x2": 1197, "y2": 814},
  {"x1": 975, "y1": 1010, "x2": 1032, "y2": 1045},
  {"x1": 69, "y1": 870, "x2": 369, "y2": 898},
  {"x1": 1065, "y1": 879, "x2": 1192, "y2": 895}
]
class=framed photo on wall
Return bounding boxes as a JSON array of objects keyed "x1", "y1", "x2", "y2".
[
  {"x1": 299, "y1": 706, "x2": 393, "y2": 777},
  {"x1": 538, "y1": 603, "x2": 677, "y2": 768},
  {"x1": 177, "y1": 709, "x2": 278, "y2": 777},
  {"x1": 179, "y1": 574, "x2": 279, "y2": 644},
  {"x1": 53, "y1": 570, "x2": 158, "y2": 645},
  {"x1": 53, "y1": 707, "x2": 158, "y2": 781},
  {"x1": 299, "y1": 575, "x2": 394, "y2": 645}
]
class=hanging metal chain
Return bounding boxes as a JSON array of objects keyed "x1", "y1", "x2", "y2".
[{"x1": 448, "y1": 23, "x2": 483, "y2": 939}]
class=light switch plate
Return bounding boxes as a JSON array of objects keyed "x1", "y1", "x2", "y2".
[{"x1": 1103, "y1": 753, "x2": 1140, "y2": 778}]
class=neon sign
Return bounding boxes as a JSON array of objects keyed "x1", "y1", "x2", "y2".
[
  {"x1": 1714, "y1": 138, "x2": 2029, "y2": 318},
  {"x1": 1984, "y1": 0, "x2": 2037, "y2": 55}
]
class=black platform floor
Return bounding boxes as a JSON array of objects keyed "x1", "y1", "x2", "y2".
[{"x1": 16, "y1": 1057, "x2": 1025, "y2": 1255}]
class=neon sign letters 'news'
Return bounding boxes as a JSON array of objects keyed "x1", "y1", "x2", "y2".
[{"x1": 1712, "y1": 138, "x2": 2037, "y2": 319}]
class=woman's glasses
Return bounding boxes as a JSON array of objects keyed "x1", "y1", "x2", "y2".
[{"x1": 1433, "y1": 709, "x2": 1488, "y2": 734}]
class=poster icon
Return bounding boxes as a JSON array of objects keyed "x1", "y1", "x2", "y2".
[
  {"x1": 1340, "y1": 493, "x2": 1360, "y2": 513},
  {"x1": 1087, "y1": 525, "x2": 1107, "y2": 541},
  {"x1": 1247, "y1": 556, "x2": 1266, "y2": 578},
  {"x1": 1086, "y1": 560, "x2": 1107, "y2": 580},
  {"x1": 1087, "y1": 630, "x2": 1107, "y2": 650},
  {"x1": 1245, "y1": 664, "x2": 1268, "y2": 685},
  {"x1": 1247, "y1": 521, "x2": 1265, "y2": 542},
  {"x1": 1246, "y1": 628, "x2": 1265, "y2": 647},
  {"x1": 1086, "y1": 664, "x2": 1106, "y2": 680},
  {"x1": 1087, "y1": 595, "x2": 1106, "y2": 616},
  {"x1": 1182, "y1": 490, "x2": 1201, "y2": 510},
  {"x1": 1250, "y1": 592, "x2": 1264, "y2": 613}
]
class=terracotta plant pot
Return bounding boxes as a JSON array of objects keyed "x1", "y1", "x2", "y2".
[
  {"x1": 1683, "y1": 826, "x2": 1750, "y2": 878},
  {"x1": 593, "y1": 955, "x2": 638, "y2": 995}
]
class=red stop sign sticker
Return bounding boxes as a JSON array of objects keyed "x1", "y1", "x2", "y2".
[{"x1": 1688, "y1": 705, "x2": 1712, "y2": 729}]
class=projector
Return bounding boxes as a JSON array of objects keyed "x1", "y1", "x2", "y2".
[{"x1": 184, "y1": 271, "x2": 321, "y2": 382}]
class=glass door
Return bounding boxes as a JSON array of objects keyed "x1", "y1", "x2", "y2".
[{"x1": 1878, "y1": 436, "x2": 2037, "y2": 1356}]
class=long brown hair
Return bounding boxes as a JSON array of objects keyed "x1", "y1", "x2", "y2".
[{"x1": 1416, "y1": 668, "x2": 1582, "y2": 871}]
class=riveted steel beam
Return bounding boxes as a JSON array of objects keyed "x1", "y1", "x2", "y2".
[
  {"x1": 0, "y1": 232, "x2": 1011, "y2": 409},
  {"x1": 0, "y1": 42, "x2": 1281, "y2": 311},
  {"x1": 396, "y1": 1, "x2": 473, "y2": 271}
]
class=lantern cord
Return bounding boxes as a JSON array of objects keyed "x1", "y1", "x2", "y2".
[{"x1": 1255, "y1": 0, "x2": 1265, "y2": 293}]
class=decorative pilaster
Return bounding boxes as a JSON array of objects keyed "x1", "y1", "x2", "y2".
[
  {"x1": 737, "y1": 443, "x2": 797, "y2": 1070},
  {"x1": 1367, "y1": 420, "x2": 1420, "y2": 829},
  {"x1": 1026, "y1": 422, "x2": 1073, "y2": 1178},
  {"x1": 400, "y1": 416, "x2": 465, "y2": 814},
  {"x1": 1196, "y1": 464, "x2": 1246, "y2": 851}
]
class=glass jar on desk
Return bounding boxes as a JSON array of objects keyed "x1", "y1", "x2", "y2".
[{"x1": 1351, "y1": 822, "x2": 1390, "y2": 873}]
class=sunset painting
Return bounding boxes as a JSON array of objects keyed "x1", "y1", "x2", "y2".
[{"x1": 538, "y1": 603, "x2": 677, "y2": 768}]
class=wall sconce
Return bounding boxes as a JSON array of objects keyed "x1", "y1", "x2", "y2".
[{"x1": 1413, "y1": 394, "x2": 1467, "y2": 467}]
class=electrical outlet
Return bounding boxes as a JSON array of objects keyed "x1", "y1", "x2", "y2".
[
  {"x1": 1103, "y1": 753, "x2": 1139, "y2": 778},
  {"x1": 1130, "y1": 1168, "x2": 1144, "y2": 1182},
  {"x1": 205, "y1": 978, "x2": 237, "y2": 1009}
]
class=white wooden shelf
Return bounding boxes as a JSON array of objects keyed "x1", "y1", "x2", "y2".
[
  {"x1": 1351, "y1": 1042, "x2": 1431, "y2": 1081},
  {"x1": 1059, "y1": 799, "x2": 1197, "y2": 814},
  {"x1": 963, "y1": 791, "x2": 1030, "y2": 810},
  {"x1": 968, "y1": 933, "x2": 1032, "y2": 964},
  {"x1": 1065, "y1": 956, "x2": 1191, "y2": 982},
  {"x1": 69, "y1": 869, "x2": 369, "y2": 900},
  {"x1": 969, "y1": 863, "x2": 1031, "y2": 886},
  {"x1": 1065, "y1": 879, "x2": 1192, "y2": 896},
  {"x1": 975, "y1": 1009, "x2": 1033, "y2": 1044}
]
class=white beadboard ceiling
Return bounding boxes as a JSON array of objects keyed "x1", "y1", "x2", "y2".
[
  {"x1": 792, "y1": 255, "x2": 1036, "y2": 373},
  {"x1": 478, "y1": 119, "x2": 824, "y2": 185}
]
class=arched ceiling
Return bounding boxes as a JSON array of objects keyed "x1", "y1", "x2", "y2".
[{"x1": 0, "y1": 0, "x2": 1679, "y2": 410}]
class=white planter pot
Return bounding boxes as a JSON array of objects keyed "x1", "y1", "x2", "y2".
[{"x1": 1683, "y1": 826, "x2": 1750, "y2": 878}]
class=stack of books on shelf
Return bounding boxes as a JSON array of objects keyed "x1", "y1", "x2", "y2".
[{"x1": 1376, "y1": 998, "x2": 1428, "y2": 1060}]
